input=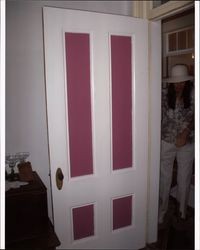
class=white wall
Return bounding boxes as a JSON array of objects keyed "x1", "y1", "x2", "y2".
[{"x1": 6, "y1": 0, "x2": 133, "y2": 222}]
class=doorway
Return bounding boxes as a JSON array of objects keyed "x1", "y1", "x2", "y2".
[{"x1": 156, "y1": 8, "x2": 195, "y2": 250}]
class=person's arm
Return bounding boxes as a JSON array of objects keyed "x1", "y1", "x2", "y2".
[
  {"x1": 175, "y1": 88, "x2": 194, "y2": 147},
  {"x1": 175, "y1": 119, "x2": 193, "y2": 147}
]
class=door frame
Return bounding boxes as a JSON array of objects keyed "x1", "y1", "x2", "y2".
[
  {"x1": 146, "y1": 20, "x2": 161, "y2": 244},
  {"x1": 147, "y1": 2, "x2": 198, "y2": 248}
]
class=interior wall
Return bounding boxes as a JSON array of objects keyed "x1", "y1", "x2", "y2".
[
  {"x1": 6, "y1": 0, "x2": 133, "y2": 221},
  {"x1": 162, "y1": 12, "x2": 194, "y2": 33}
]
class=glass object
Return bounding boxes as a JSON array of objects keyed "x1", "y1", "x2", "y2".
[
  {"x1": 153, "y1": 0, "x2": 169, "y2": 8},
  {"x1": 16, "y1": 152, "x2": 30, "y2": 163},
  {"x1": 6, "y1": 154, "x2": 19, "y2": 181}
]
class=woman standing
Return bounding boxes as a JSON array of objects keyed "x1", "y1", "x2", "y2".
[{"x1": 159, "y1": 64, "x2": 194, "y2": 224}]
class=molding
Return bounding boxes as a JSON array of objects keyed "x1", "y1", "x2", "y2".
[
  {"x1": 146, "y1": 20, "x2": 162, "y2": 244},
  {"x1": 147, "y1": 1, "x2": 194, "y2": 20},
  {"x1": 133, "y1": 1, "x2": 194, "y2": 20},
  {"x1": 132, "y1": 1, "x2": 149, "y2": 19}
]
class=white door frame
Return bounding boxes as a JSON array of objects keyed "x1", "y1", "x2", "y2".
[{"x1": 146, "y1": 20, "x2": 161, "y2": 244}]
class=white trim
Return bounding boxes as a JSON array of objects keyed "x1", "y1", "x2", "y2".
[
  {"x1": 146, "y1": 20, "x2": 162, "y2": 244},
  {"x1": 62, "y1": 30, "x2": 71, "y2": 182},
  {"x1": 165, "y1": 48, "x2": 194, "y2": 57},
  {"x1": 89, "y1": 31, "x2": 97, "y2": 181},
  {"x1": 108, "y1": 32, "x2": 113, "y2": 176}
]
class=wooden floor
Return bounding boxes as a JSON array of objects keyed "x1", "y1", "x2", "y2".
[{"x1": 141, "y1": 197, "x2": 194, "y2": 250}]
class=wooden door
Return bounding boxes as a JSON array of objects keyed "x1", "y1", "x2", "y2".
[{"x1": 43, "y1": 7, "x2": 149, "y2": 249}]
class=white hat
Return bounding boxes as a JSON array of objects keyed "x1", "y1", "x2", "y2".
[{"x1": 163, "y1": 64, "x2": 194, "y2": 83}]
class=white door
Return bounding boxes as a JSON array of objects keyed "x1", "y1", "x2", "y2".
[{"x1": 43, "y1": 7, "x2": 149, "y2": 249}]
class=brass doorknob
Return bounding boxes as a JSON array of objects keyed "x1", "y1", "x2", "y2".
[
  {"x1": 57, "y1": 170, "x2": 64, "y2": 181},
  {"x1": 56, "y1": 168, "x2": 64, "y2": 190}
]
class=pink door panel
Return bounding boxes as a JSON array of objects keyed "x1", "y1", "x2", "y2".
[
  {"x1": 111, "y1": 35, "x2": 133, "y2": 170},
  {"x1": 72, "y1": 204, "x2": 95, "y2": 240},
  {"x1": 113, "y1": 195, "x2": 133, "y2": 230},
  {"x1": 65, "y1": 33, "x2": 93, "y2": 178}
]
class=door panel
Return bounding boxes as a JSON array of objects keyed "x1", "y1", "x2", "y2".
[
  {"x1": 65, "y1": 32, "x2": 93, "y2": 177},
  {"x1": 111, "y1": 35, "x2": 132, "y2": 170},
  {"x1": 43, "y1": 7, "x2": 148, "y2": 249},
  {"x1": 112, "y1": 195, "x2": 133, "y2": 230}
]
